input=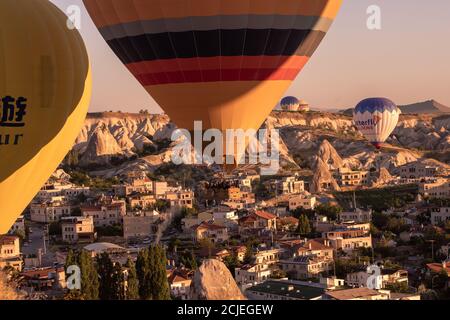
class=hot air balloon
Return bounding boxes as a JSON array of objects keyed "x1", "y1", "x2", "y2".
[
  {"x1": 0, "y1": 0, "x2": 92, "y2": 233},
  {"x1": 281, "y1": 96, "x2": 301, "y2": 111},
  {"x1": 83, "y1": 0, "x2": 342, "y2": 165},
  {"x1": 353, "y1": 98, "x2": 401, "y2": 149}
]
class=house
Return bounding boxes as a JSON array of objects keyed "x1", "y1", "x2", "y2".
[
  {"x1": 30, "y1": 201, "x2": 71, "y2": 223},
  {"x1": 164, "y1": 190, "x2": 194, "y2": 208},
  {"x1": 430, "y1": 207, "x2": 450, "y2": 225},
  {"x1": 8, "y1": 215, "x2": 25, "y2": 235},
  {"x1": 231, "y1": 245, "x2": 248, "y2": 262},
  {"x1": 61, "y1": 216, "x2": 96, "y2": 244},
  {"x1": 113, "y1": 177, "x2": 154, "y2": 197},
  {"x1": 239, "y1": 211, "x2": 277, "y2": 232},
  {"x1": 192, "y1": 222, "x2": 229, "y2": 243},
  {"x1": 122, "y1": 211, "x2": 160, "y2": 239},
  {"x1": 274, "y1": 175, "x2": 305, "y2": 195},
  {"x1": 246, "y1": 279, "x2": 325, "y2": 300},
  {"x1": 235, "y1": 264, "x2": 273, "y2": 289},
  {"x1": 63, "y1": 186, "x2": 90, "y2": 199},
  {"x1": 280, "y1": 255, "x2": 332, "y2": 280},
  {"x1": 288, "y1": 193, "x2": 316, "y2": 211},
  {"x1": 339, "y1": 209, "x2": 372, "y2": 223},
  {"x1": 195, "y1": 247, "x2": 230, "y2": 261},
  {"x1": 127, "y1": 194, "x2": 156, "y2": 210},
  {"x1": 419, "y1": 177, "x2": 450, "y2": 198},
  {"x1": 323, "y1": 229, "x2": 372, "y2": 253},
  {"x1": 35, "y1": 183, "x2": 73, "y2": 201},
  {"x1": 277, "y1": 216, "x2": 299, "y2": 232},
  {"x1": 346, "y1": 267, "x2": 409, "y2": 289},
  {"x1": 168, "y1": 270, "x2": 192, "y2": 300},
  {"x1": 20, "y1": 266, "x2": 66, "y2": 291},
  {"x1": 81, "y1": 200, "x2": 126, "y2": 227},
  {"x1": 181, "y1": 211, "x2": 214, "y2": 232},
  {"x1": 334, "y1": 168, "x2": 370, "y2": 187},
  {"x1": 293, "y1": 239, "x2": 334, "y2": 261},
  {"x1": 399, "y1": 161, "x2": 441, "y2": 179},
  {"x1": 323, "y1": 287, "x2": 390, "y2": 300},
  {"x1": 254, "y1": 248, "x2": 285, "y2": 267},
  {"x1": 224, "y1": 188, "x2": 256, "y2": 208},
  {"x1": 0, "y1": 235, "x2": 22, "y2": 271}
]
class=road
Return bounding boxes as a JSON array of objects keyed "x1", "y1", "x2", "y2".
[{"x1": 22, "y1": 222, "x2": 56, "y2": 267}]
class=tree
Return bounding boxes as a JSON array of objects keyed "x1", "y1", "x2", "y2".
[
  {"x1": 111, "y1": 262, "x2": 125, "y2": 300},
  {"x1": 180, "y1": 250, "x2": 198, "y2": 270},
  {"x1": 96, "y1": 252, "x2": 115, "y2": 300},
  {"x1": 136, "y1": 246, "x2": 171, "y2": 300},
  {"x1": 297, "y1": 214, "x2": 311, "y2": 236},
  {"x1": 315, "y1": 203, "x2": 342, "y2": 221},
  {"x1": 243, "y1": 243, "x2": 255, "y2": 265},
  {"x1": 136, "y1": 248, "x2": 150, "y2": 299},
  {"x1": 125, "y1": 259, "x2": 140, "y2": 300},
  {"x1": 64, "y1": 250, "x2": 99, "y2": 300},
  {"x1": 65, "y1": 249, "x2": 77, "y2": 271},
  {"x1": 223, "y1": 253, "x2": 240, "y2": 276},
  {"x1": 48, "y1": 221, "x2": 62, "y2": 236}
]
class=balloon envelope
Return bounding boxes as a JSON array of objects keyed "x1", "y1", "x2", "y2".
[
  {"x1": 0, "y1": 0, "x2": 91, "y2": 233},
  {"x1": 83, "y1": 0, "x2": 342, "y2": 162},
  {"x1": 353, "y1": 98, "x2": 401, "y2": 149},
  {"x1": 281, "y1": 96, "x2": 300, "y2": 110}
]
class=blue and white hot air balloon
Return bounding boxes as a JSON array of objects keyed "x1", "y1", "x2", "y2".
[
  {"x1": 353, "y1": 98, "x2": 401, "y2": 149},
  {"x1": 280, "y1": 96, "x2": 300, "y2": 111}
]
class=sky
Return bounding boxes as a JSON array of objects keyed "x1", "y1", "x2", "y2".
[{"x1": 52, "y1": 0, "x2": 450, "y2": 113}]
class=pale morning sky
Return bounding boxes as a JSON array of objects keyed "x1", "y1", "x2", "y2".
[{"x1": 51, "y1": 0, "x2": 450, "y2": 113}]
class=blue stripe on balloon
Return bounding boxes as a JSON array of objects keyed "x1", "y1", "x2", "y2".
[
  {"x1": 354, "y1": 97, "x2": 397, "y2": 114},
  {"x1": 281, "y1": 96, "x2": 300, "y2": 106}
]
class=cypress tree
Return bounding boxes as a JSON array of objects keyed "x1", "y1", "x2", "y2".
[
  {"x1": 297, "y1": 214, "x2": 311, "y2": 236},
  {"x1": 65, "y1": 249, "x2": 77, "y2": 271},
  {"x1": 111, "y1": 262, "x2": 125, "y2": 300},
  {"x1": 136, "y1": 248, "x2": 150, "y2": 299},
  {"x1": 150, "y1": 245, "x2": 171, "y2": 300},
  {"x1": 125, "y1": 258, "x2": 140, "y2": 300},
  {"x1": 79, "y1": 250, "x2": 99, "y2": 300},
  {"x1": 96, "y1": 252, "x2": 115, "y2": 300}
]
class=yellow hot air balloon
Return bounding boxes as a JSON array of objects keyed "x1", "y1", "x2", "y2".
[
  {"x1": 0, "y1": 0, "x2": 92, "y2": 233},
  {"x1": 83, "y1": 0, "x2": 342, "y2": 165}
]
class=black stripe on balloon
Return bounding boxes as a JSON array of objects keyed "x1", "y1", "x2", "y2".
[{"x1": 107, "y1": 29, "x2": 325, "y2": 64}]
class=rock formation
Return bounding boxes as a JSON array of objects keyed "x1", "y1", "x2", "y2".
[
  {"x1": 317, "y1": 139, "x2": 344, "y2": 169},
  {"x1": 310, "y1": 158, "x2": 341, "y2": 193},
  {"x1": 189, "y1": 259, "x2": 246, "y2": 300},
  {"x1": 371, "y1": 167, "x2": 394, "y2": 187}
]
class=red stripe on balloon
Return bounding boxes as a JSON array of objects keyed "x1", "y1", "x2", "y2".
[
  {"x1": 126, "y1": 55, "x2": 309, "y2": 75},
  {"x1": 134, "y1": 68, "x2": 302, "y2": 85}
]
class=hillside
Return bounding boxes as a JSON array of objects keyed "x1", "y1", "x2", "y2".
[
  {"x1": 399, "y1": 100, "x2": 450, "y2": 114},
  {"x1": 63, "y1": 109, "x2": 450, "y2": 179},
  {"x1": 340, "y1": 99, "x2": 450, "y2": 116}
]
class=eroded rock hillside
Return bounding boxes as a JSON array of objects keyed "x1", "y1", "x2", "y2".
[{"x1": 66, "y1": 110, "x2": 450, "y2": 179}]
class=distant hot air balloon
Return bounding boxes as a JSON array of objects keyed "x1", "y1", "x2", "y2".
[
  {"x1": 0, "y1": 0, "x2": 92, "y2": 233},
  {"x1": 353, "y1": 98, "x2": 401, "y2": 149},
  {"x1": 281, "y1": 96, "x2": 301, "y2": 111},
  {"x1": 83, "y1": 0, "x2": 342, "y2": 165}
]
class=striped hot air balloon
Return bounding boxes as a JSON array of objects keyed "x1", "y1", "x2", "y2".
[
  {"x1": 353, "y1": 98, "x2": 401, "y2": 149},
  {"x1": 281, "y1": 96, "x2": 300, "y2": 111},
  {"x1": 83, "y1": 0, "x2": 342, "y2": 163}
]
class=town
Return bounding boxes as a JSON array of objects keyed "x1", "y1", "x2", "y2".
[{"x1": 1, "y1": 153, "x2": 449, "y2": 300}]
